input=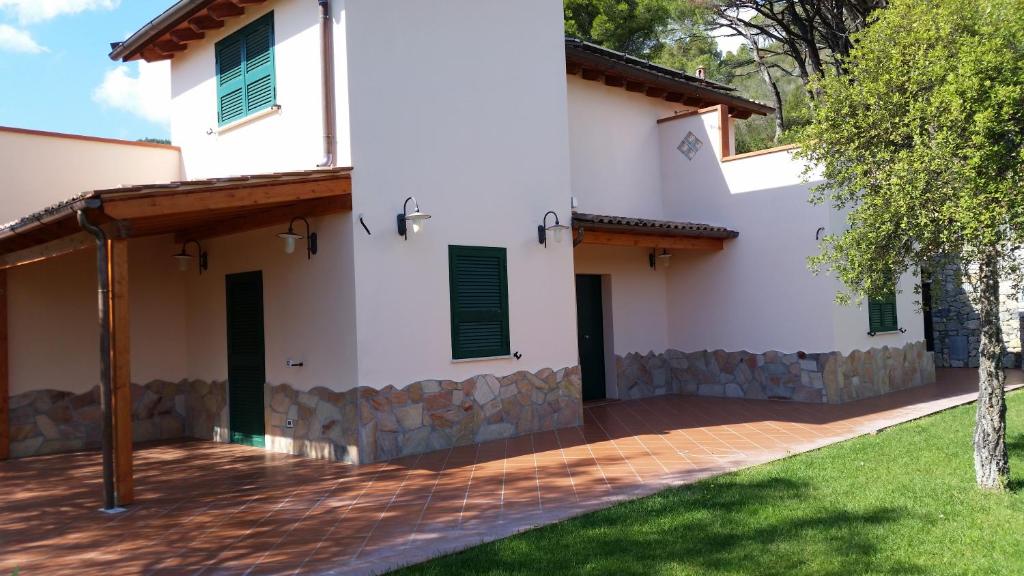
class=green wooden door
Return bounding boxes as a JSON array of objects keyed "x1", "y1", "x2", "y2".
[
  {"x1": 226, "y1": 271, "x2": 266, "y2": 447},
  {"x1": 575, "y1": 275, "x2": 607, "y2": 402}
]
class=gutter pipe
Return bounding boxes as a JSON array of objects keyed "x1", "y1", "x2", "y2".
[
  {"x1": 317, "y1": 0, "x2": 337, "y2": 168},
  {"x1": 77, "y1": 208, "x2": 116, "y2": 512}
]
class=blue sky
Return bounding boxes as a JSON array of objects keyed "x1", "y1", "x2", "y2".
[{"x1": 0, "y1": 1, "x2": 172, "y2": 141}]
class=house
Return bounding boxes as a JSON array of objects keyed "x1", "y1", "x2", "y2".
[{"x1": 0, "y1": 0, "x2": 934, "y2": 507}]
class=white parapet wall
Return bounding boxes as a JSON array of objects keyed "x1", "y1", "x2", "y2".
[{"x1": 0, "y1": 127, "x2": 181, "y2": 225}]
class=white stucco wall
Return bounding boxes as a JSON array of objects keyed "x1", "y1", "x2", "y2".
[
  {"x1": 566, "y1": 75, "x2": 684, "y2": 219},
  {"x1": 344, "y1": 0, "x2": 578, "y2": 388},
  {"x1": 573, "y1": 244, "x2": 669, "y2": 356},
  {"x1": 7, "y1": 236, "x2": 188, "y2": 395},
  {"x1": 0, "y1": 128, "x2": 181, "y2": 225},
  {"x1": 170, "y1": 0, "x2": 352, "y2": 178},
  {"x1": 658, "y1": 110, "x2": 923, "y2": 355},
  {"x1": 183, "y1": 214, "x2": 358, "y2": 392}
]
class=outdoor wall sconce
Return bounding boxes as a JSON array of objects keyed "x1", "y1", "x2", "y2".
[
  {"x1": 649, "y1": 249, "x2": 672, "y2": 270},
  {"x1": 538, "y1": 211, "x2": 570, "y2": 247},
  {"x1": 397, "y1": 196, "x2": 431, "y2": 240},
  {"x1": 278, "y1": 217, "x2": 318, "y2": 259},
  {"x1": 174, "y1": 240, "x2": 208, "y2": 275}
]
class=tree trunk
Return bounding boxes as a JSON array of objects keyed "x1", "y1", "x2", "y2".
[{"x1": 974, "y1": 252, "x2": 1009, "y2": 490}]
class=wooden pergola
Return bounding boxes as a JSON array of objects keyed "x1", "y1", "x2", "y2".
[{"x1": 0, "y1": 167, "x2": 352, "y2": 507}]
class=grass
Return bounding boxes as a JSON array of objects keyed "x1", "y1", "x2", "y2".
[{"x1": 395, "y1": 391, "x2": 1024, "y2": 576}]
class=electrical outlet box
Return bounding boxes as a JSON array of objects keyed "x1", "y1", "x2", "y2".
[{"x1": 285, "y1": 419, "x2": 295, "y2": 429}]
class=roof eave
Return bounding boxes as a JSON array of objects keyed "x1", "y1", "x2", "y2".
[
  {"x1": 564, "y1": 39, "x2": 774, "y2": 117},
  {"x1": 108, "y1": 0, "x2": 214, "y2": 62}
]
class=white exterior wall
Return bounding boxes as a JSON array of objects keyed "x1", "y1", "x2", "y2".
[
  {"x1": 183, "y1": 215, "x2": 358, "y2": 392},
  {"x1": 169, "y1": 0, "x2": 352, "y2": 178},
  {"x1": 566, "y1": 75, "x2": 683, "y2": 218},
  {"x1": 658, "y1": 110, "x2": 923, "y2": 355},
  {"x1": 344, "y1": 0, "x2": 578, "y2": 388},
  {"x1": 572, "y1": 245, "x2": 669, "y2": 357},
  {"x1": 0, "y1": 128, "x2": 181, "y2": 225},
  {"x1": 7, "y1": 236, "x2": 188, "y2": 395}
]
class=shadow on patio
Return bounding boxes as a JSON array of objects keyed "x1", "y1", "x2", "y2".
[{"x1": 1, "y1": 368, "x2": 1019, "y2": 575}]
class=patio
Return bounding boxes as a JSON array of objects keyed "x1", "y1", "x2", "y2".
[{"x1": 2, "y1": 368, "x2": 1021, "y2": 576}]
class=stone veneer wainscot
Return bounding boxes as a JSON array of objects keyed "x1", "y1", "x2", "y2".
[
  {"x1": 617, "y1": 341, "x2": 935, "y2": 404},
  {"x1": 8, "y1": 380, "x2": 227, "y2": 458}
]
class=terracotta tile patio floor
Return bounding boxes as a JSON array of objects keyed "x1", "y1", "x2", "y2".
[{"x1": 3, "y1": 368, "x2": 1022, "y2": 576}]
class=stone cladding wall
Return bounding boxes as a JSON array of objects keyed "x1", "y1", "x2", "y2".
[
  {"x1": 616, "y1": 341, "x2": 934, "y2": 405},
  {"x1": 931, "y1": 264, "x2": 1022, "y2": 368},
  {"x1": 357, "y1": 366, "x2": 582, "y2": 462},
  {"x1": 8, "y1": 380, "x2": 227, "y2": 458}
]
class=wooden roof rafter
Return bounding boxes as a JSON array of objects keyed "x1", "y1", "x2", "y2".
[{"x1": 111, "y1": 0, "x2": 268, "y2": 63}]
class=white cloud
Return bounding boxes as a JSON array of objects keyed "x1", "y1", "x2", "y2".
[
  {"x1": 0, "y1": 0, "x2": 120, "y2": 25},
  {"x1": 0, "y1": 23, "x2": 46, "y2": 53},
  {"x1": 93, "y1": 61, "x2": 171, "y2": 125}
]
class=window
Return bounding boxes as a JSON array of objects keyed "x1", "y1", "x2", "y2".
[
  {"x1": 449, "y1": 246, "x2": 510, "y2": 360},
  {"x1": 215, "y1": 12, "x2": 276, "y2": 126},
  {"x1": 868, "y1": 294, "x2": 899, "y2": 334}
]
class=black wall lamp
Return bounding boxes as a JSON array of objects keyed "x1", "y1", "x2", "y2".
[
  {"x1": 174, "y1": 240, "x2": 208, "y2": 275},
  {"x1": 649, "y1": 249, "x2": 672, "y2": 270},
  {"x1": 278, "y1": 217, "x2": 318, "y2": 259},
  {"x1": 397, "y1": 196, "x2": 431, "y2": 240},
  {"x1": 538, "y1": 211, "x2": 570, "y2": 247}
]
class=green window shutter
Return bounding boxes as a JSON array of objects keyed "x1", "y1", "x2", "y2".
[
  {"x1": 216, "y1": 36, "x2": 246, "y2": 125},
  {"x1": 449, "y1": 246, "x2": 510, "y2": 360},
  {"x1": 868, "y1": 294, "x2": 899, "y2": 333},
  {"x1": 242, "y1": 15, "x2": 275, "y2": 115},
  {"x1": 216, "y1": 12, "x2": 276, "y2": 125}
]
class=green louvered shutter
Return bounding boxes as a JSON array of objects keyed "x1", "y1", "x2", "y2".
[
  {"x1": 868, "y1": 294, "x2": 899, "y2": 333},
  {"x1": 243, "y1": 15, "x2": 275, "y2": 115},
  {"x1": 449, "y1": 246, "x2": 510, "y2": 360},
  {"x1": 216, "y1": 35, "x2": 246, "y2": 124},
  {"x1": 215, "y1": 12, "x2": 275, "y2": 125}
]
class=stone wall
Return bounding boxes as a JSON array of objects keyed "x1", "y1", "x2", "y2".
[
  {"x1": 931, "y1": 264, "x2": 1021, "y2": 368},
  {"x1": 8, "y1": 380, "x2": 227, "y2": 458},
  {"x1": 616, "y1": 341, "x2": 934, "y2": 405},
  {"x1": 357, "y1": 366, "x2": 582, "y2": 462},
  {"x1": 266, "y1": 384, "x2": 359, "y2": 463},
  {"x1": 7, "y1": 367, "x2": 582, "y2": 465}
]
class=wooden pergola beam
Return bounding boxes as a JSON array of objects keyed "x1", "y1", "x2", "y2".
[
  {"x1": 107, "y1": 239, "x2": 133, "y2": 506},
  {"x1": 0, "y1": 232, "x2": 93, "y2": 271},
  {"x1": 173, "y1": 195, "x2": 352, "y2": 243},
  {"x1": 101, "y1": 178, "x2": 351, "y2": 221},
  {"x1": 0, "y1": 269, "x2": 8, "y2": 460},
  {"x1": 579, "y1": 230, "x2": 725, "y2": 251}
]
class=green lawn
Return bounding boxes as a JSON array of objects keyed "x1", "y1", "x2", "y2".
[{"x1": 395, "y1": 390, "x2": 1024, "y2": 576}]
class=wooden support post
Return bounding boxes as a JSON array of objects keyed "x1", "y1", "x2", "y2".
[
  {"x1": 107, "y1": 239, "x2": 133, "y2": 505},
  {"x1": 0, "y1": 269, "x2": 8, "y2": 460}
]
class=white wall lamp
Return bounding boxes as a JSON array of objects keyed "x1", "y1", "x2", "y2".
[
  {"x1": 278, "y1": 217, "x2": 318, "y2": 259},
  {"x1": 174, "y1": 240, "x2": 208, "y2": 275},
  {"x1": 649, "y1": 249, "x2": 672, "y2": 270},
  {"x1": 397, "y1": 196, "x2": 431, "y2": 240},
  {"x1": 538, "y1": 211, "x2": 570, "y2": 247}
]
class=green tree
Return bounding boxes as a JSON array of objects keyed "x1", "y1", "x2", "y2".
[
  {"x1": 564, "y1": 0, "x2": 678, "y2": 60},
  {"x1": 798, "y1": 0, "x2": 1024, "y2": 489}
]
